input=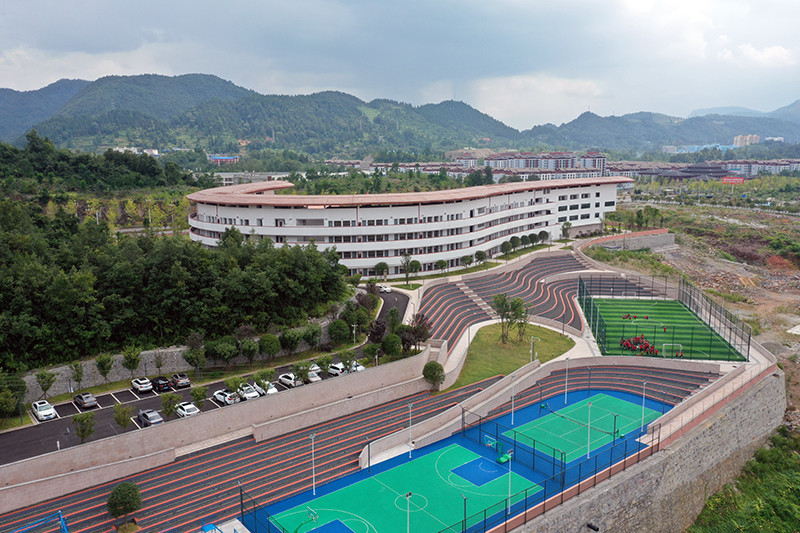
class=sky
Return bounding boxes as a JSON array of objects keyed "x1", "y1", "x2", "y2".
[{"x1": 1, "y1": 0, "x2": 798, "y2": 130}]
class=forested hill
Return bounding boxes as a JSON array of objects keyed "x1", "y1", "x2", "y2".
[
  {"x1": 6, "y1": 73, "x2": 800, "y2": 155},
  {"x1": 521, "y1": 112, "x2": 800, "y2": 150},
  {"x1": 0, "y1": 79, "x2": 89, "y2": 142}
]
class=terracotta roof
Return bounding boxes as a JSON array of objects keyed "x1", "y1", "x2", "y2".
[{"x1": 186, "y1": 176, "x2": 633, "y2": 207}]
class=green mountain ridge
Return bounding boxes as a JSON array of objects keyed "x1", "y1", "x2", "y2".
[
  {"x1": 7, "y1": 73, "x2": 800, "y2": 155},
  {"x1": 0, "y1": 79, "x2": 89, "y2": 141}
]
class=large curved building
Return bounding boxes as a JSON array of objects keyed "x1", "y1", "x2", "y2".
[{"x1": 187, "y1": 176, "x2": 632, "y2": 277}]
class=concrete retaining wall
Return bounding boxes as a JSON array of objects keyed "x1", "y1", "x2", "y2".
[
  {"x1": 508, "y1": 368, "x2": 786, "y2": 533},
  {"x1": 0, "y1": 344, "x2": 435, "y2": 514}
]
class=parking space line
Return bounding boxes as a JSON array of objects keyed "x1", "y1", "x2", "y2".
[
  {"x1": 110, "y1": 392, "x2": 122, "y2": 404},
  {"x1": 129, "y1": 390, "x2": 140, "y2": 401},
  {"x1": 130, "y1": 417, "x2": 141, "y2": 430}
]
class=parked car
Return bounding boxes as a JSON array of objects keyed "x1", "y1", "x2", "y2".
[
  {"x1": 309, "y1": 362, "x2": 322, "y2": 374},
  {"x1": 31, "y1": 400, "x2": 56, "y2": 421},
  {"x1": 349, "y1": 361, "x2": 367, "y2": 373},
  {"x1": 378, "y1": 284, "x2": 392, "y2": 293},
  {"x1": 212, "y1": 389, "x2": 240, "y2": 405},
  {"x1": 176, "y1": 402, "x2": 200, "y2": 418},
  {"x1": 328, "y1": 362, "x2": 348, "y2": 376},
  {"x1": 131, "y1": 377, "x2": 153, "y2": 393},
  {"x1": 152, "y1": 376, "x2": 171, "y2": 392},
  {"x1": 278, "y1": 373, "x2": 303, "y2": 388},
  {"x1": 171, "y1": 373, "x2": 191, "y2": 388},
  {"x1": 138, "y1": 408, "x2": 164, "y2": 427},
  {"x1": 237, "y1": 384, "x2": 260, "y2": 401},
  {"x1": 73, "y1": 393, "x2": 98, "y2": 409},
  {"x1": 306, "y1": 371, "x2": 322, "y2": 384},
  {"x1": 252, "y1": 381, "x2": 279, "y2": 395}
]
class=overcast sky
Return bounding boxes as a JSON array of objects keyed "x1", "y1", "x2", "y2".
[{"x1": 1, "y1": 0, "x2": 798, "y2": 129}]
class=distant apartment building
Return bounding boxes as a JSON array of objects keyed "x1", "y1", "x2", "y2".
[
  {"x1": 485, "y1": 151, "x2": 588, "y2": 170},
  {"x1": 455, "y1": 153, "x2": 478, "y2": 167},
  {"x1": 717, "y1": 159, "x2": 800, "y2": 176},
  {"x1": 733, "y1": 134, "x2": 760, "y2": 147},
  {"x1": 207, "y1": 155, "x2": 240, "y2": 166}
]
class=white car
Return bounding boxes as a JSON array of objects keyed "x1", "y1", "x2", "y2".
[
  {"x1": 237, "y1": 384, "x2": 260, "y2": 401},
  {"x1": 329, "y1": 361, "x2": 366, "y2": 376},
  {"x1": 31, "y1": 400, "x2": 56, "y2": 421},
  {"x1": 176, "y1": 402, "x2": 200, "y2": 417},
  {"x1": 131, "y1": 377, "x2": 153, "y2": 393},
  {"x1": 309, "y1": 362, "x2": 322, "y2": 374},
  {"x1": 378, "y1": 284, "x2": 392, "y2": 293},
  {"x1": 278, "y1": 373, "x2": 303, "y2": 388},
  {"x1": 306, "y1": 371, "x2": 322, "y2": 384},
  {"x1": 252, "y1": 381, "x2": 279, "y2": 395},
  {"x1": 212, "y1": 389, "x2": 240, "y2": 405}
]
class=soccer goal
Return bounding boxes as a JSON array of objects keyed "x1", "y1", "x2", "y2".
[
  {"x1": 663, "y1": 343, "x2": 683, "y2": 357},
  {"x1": 621, "y1": 290, "x2": 638, "y2": 299}
]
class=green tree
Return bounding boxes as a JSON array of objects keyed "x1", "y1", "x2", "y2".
[
  {"x1": 362, "y1": 343, "x2": 380, "y2": 364},
  {"x1": 436, "y1": 259, "x2": 448, "y2": 275},
  {"x1": 153, "y1": 350, "x2": 165, "y2": 375},
  {"x1": 35, "y1": 369, "x2": 57, "y2": 400},
  {"x1": 511, "y1": 298, "x2": 529, "y2": 341},
  {"x1": 510, "y1": 236, "x2": 521, "y2": 250},
  {"x1": 224, "y1": 377, "x2": 246, "y2": 396},
  {"x1": 252, "y1": 369, "x2": 275, "y2": 393},
  {"x1": 68, "y1": 361, "x2": 84, "y2": 391},
  {"x1": 387, "y1": 307, "x2": 401, "y2": 334},
  {"x1": 538, "y1": 230, "x2": 550, "y2": 247},
  {"x1": 400, "y1": 253, "x2": 413, "y2": 285},
  {"x1": 191, "y1": 386, "x2": 208, "y2": 408},
  {"x1": 182, "y1": 348, "x2": 206, "y2": 377},
  {"x1": 95, "y1": 353, "x2": 114, "y2": 388},
  {"x1": 475, "y1": 250, "x2": 487, "y2": 269},
  {"x1": 302, "y1": 324, "x2": 322, "y2": 350},
  {"x1": 241, "y1": 339, "x2": 259, "y2": 366},
  {"x1": 259, "y1": 334, "x2": 281, "y2": 362},
  {"x1": 460, "y1": 255, "x2": 473, "y2": 269},
  {"x1": 409, "y1": 260, "x2": 421, "y2": 279},
  {"x1": 73, "y1": 412, "x2": 96, "y2": 443},
  {"x1": 121, "y1": 345, "x2": 141, "y2": 379},
  {"x1": 374, "y1": 261, "x2": 389, "y2": 280},
  {"x1": 328, "y1": 319, "x2": 350, "y2": 346},
  {"x1": 491, "y1": 294, "x2": 514, "y2": 343},
  {"x1": 501, "y1": 241, "x2": 512, "y2": 256},
  {"x1": 561, "y1": 221, "x2": 572, "y2": 240},
  {"x1": 315, "y1": 355, "x2": 333, "y2": 376},
  {"x1": 292, "y1": 362, "x2": 310, "y2": 383},
  {"x1": 381, "y1": 333, "x2": 402, "y2": 359},
  {"x1": 338, "y1": 351, "x2": 357, "y2": 373},
  {"x1": 107, "y1": 482, "x2": 142, "y2": 523},
  {"x1": 279, "y1": 329, "x2": 301, "y2": 354},
  {"x1": 0, "y1": 389, "x2": 17, "y2": 423},
  {"x1": 528, "y1": 233, "x2": 539, "y2": 247},
  {"x1": 113, "y1": 402, "x2": 133, "y2": 431},
  {"x1": 521, "y1": 235, "x2": 530, "y2": 248},
  {"x1": 423, "y1": 361, "x2": 445, "y2": 391},
  {"x1": 161, "y1": 393, "x2": 181, "y2": 417}
]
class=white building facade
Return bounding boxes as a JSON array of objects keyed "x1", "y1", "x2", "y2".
[{"x1": 187, "y1": 176, "x2": 631, "y2": 277}]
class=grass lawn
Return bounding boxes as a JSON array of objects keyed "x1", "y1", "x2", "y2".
[{"x1": 446, "y1": 323, "x2": 575, "y2": 391}]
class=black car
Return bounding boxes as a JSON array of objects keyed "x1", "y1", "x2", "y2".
[{"x1": 152, "y1": 376, "x2": 171, "y2": 392}]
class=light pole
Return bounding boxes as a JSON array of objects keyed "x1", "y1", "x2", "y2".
[
  {"x1": 564, "y1": 357, "x2": 570, "y2": 403},
  {"x1": 641, "y1": 381, "x2": 648, "y2": 431},
  {"x1": 530, "y1": 336, "x2": 535, "y2": 363},
  {"x1": 507, "y1": 450, "x2": 514, "y2": 503},
  {"x1": 586, "y1": 402, "x2": 592, "y2": 459},
  {"x1": 351, "y1": 323, "x2": 357, "y2": 344},
  {"x1": 365, "y1": 436, "x2": 371, "y2": 473},
  {"x1": 406, "y1": 492, "x2": 412, "y2": 533},
  {"x1": 510, "y1": 373, "x2": 517, "y2": 426},
  {"x1": 408, "y1": 403, "x2": 414, "y2": 458},
  {"x1": 461, "y1": 493, "x2": 468, "y2": 531},
  {"x1": 310, "y1": 433, "x2": 317, "y2": 495}
]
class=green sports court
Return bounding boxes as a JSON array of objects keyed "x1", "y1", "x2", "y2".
[
  {"x1": 589, "y1": 298, "x2": 745, "y2": 361},
  {"x1": 271, "y1": 444, "x2": 538, "y2": 532},
  {"x1": 501, "y1": 394, "x2": 661, "y2": 462}
]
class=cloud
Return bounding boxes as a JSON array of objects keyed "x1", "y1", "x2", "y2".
[
  {"x1": 467, "y1": 74, "x2": 605, "y2": 129},
  {"x1": 737, "y1": 44, "x2": 796, "y2": 67}
]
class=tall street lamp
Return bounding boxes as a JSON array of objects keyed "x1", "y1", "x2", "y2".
[
  {"x1": 408, "y1": 403, "x2": 414, "y2": 458},
  {"x1": 309, "y1": 433, "x2": 317, "y2": 495}
]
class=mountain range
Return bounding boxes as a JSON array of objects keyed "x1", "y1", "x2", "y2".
[{"x1": 3, "y1": 73, "x2": 800, "y2": 156}]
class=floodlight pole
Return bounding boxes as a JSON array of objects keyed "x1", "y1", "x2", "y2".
[
  {"x1": 408, "y1": 403, "x2": 414, "y2": 458},
  {"x1": 530, "y1": 336, "x2": 535, "y2": 363},
  {"x1": 406, "y1": 492, "x2": 412, "y2": 533},
  {"x1": 507, "y1": 450, "x2": 514, "y2": 503},
  {"x1": 310, "y1": 433, "x2": 317, "y2": 495},
  {"x1": 641, "y1": 381, "x2": 648, "y2": 431},
  {"x1": 365, "y1": 436, "x2": 371, "y2": 474},
  {"x1": 461, "y1": 493, "x2": 468, "y2": 531},
  {"x1": 351, "y1": 323, "x2": 357, "y2": 344},
  {"x1": 586, "y1": 402, "x2": 592, "y2": 459},
  {"x1": 564, "y1": 357, "x2": 569, "y2": 403},
  {"x1": 510, "y1": 373, "x2": 517, "y2": 426}
]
